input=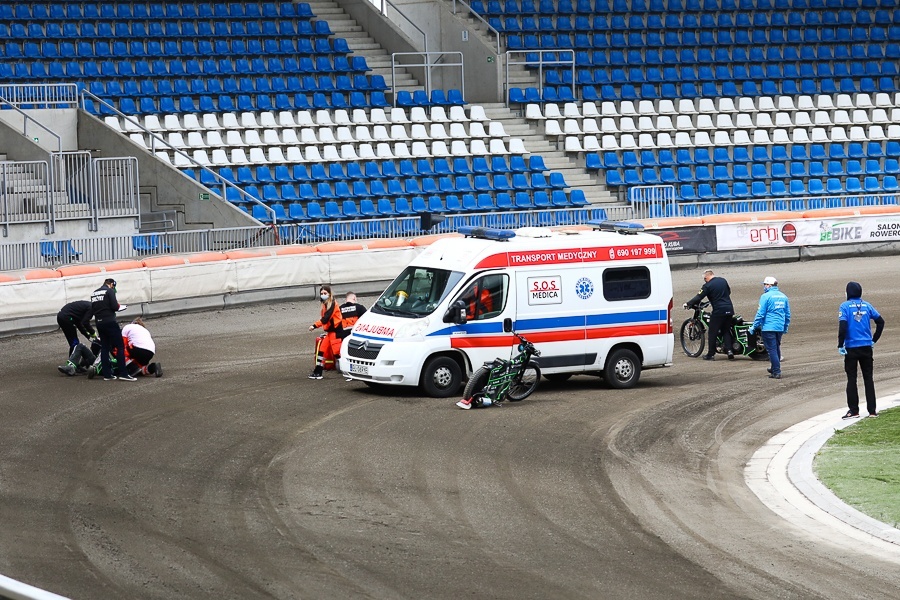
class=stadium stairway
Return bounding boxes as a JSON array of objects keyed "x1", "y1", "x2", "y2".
[
  {"x1": 477, "y1": 102, "x2": 619, "y2": 206},
  {"x1": 305, "y1": 0, "x2": 420, "y2": 99},
  {"x1": 452, "y1": 3, "x2": 620, "y2": 208},
  {"x1": 307, "y1": 0, "x2": 617, "y2": 210}
]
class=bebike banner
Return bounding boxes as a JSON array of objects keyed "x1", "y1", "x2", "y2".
[{"x1": 715, "y1": 213, "x2": 900, "y2": 250}]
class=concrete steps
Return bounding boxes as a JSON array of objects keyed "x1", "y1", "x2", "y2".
[
  {"x1": 306, "y1": 0, "x2": 419, "y2": 96},
  {"x1": 451, "y1": 7, "x2": 626, "y2": 209},
  {"x1": 478, "y1": 103, "x2": 619, "y2": 206}
]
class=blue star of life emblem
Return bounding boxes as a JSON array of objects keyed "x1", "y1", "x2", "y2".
[{"x1": 575, "y1": 277, "x2": 594, "y2": 300}]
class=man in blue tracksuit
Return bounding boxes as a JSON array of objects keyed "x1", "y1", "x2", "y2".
[
  {"x1": 838, "y1": 281, "x2": 885, "y2": 419},
  {"x1": 749, "y1": 276, "x2": 791, "y2": 379}
]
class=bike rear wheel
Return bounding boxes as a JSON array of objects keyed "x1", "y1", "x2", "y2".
[
  {"x1": 680, "y1": 318, "x2": 706, "y2": 357},
  {"x1": 507, "y1": 361, "x2": 541, "y2": 401},
  {"x1": 463, "y1": 366, "x2": 491, "y2": 404}
]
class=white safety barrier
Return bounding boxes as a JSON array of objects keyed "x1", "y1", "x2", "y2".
[{"x1": 0, "y1": 239, "x2": 425, "y2": 336}]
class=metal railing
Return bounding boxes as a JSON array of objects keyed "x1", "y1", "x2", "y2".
[
  {"x1": 0, "y1": 95, "x2": 62, "y2": 153},
  {"x1": 48, "y1": 151, "x2": 139, "y2": 230},
  {"x1": 624, "y1": 190, "x2": 900, "y2": 219},
  {"x1": 93, "y1": 157, "x2": 139, "y2": 221},
  {"x1": 0, "y1": 207, "x2": 621, "y2": 271},
  {"x1": 377, "y1": 0, "x2": 428, "y2": 54},
  {"x1": 0, "y1": 225, "x2": 277, "y2": 271},
  {"x1": 0, "y1": 83, "x2": 80, "y2": 109},
  {"x1": 390, "y1": 52, "x2": 464, "y2": 106},
  {"x1": 78, "y1": 90, "x2": 274, "y2": 225},
  {"x1": 451, "y1": 0, "x2": 502, "y2": 54},
  {"x1": 139, "y1": 210, "x2": 177, "y2": 232},
  {"x1": 504, "y1": 49, "x2": 575, "y2": 105},
  {"x1": 0, "y1": 160, "x2": 52, "y2": 234},
  {"x1": 628, "y1": 185, "x2": 677, "y2": 220}
]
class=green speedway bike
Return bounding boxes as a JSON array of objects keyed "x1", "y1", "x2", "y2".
[
  {"x1": 457, "y1": 332, "x2": 541, "y2": 409},
  {"x1": 680, "y1": 301, "x2": 768, "y2": 360}
]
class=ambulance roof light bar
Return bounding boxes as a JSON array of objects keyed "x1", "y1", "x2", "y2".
[
  {"x1": 457, "y1": 226, "x2": 516, "y2": 241},
  {"x1": 587, "y1": 220, "x2": 645, "y2": 235}
]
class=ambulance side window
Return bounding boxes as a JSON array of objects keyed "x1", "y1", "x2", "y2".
[
  {"x1": 603, "y1": 267, "x2": 651, "y2": 301},
  {"x1": 459, "y1": 274, "x2": 508, "y2": 320}
]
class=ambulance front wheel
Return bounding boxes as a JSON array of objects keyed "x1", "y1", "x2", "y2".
[
  {"x1": 604, "y1": 349, "x2": 641, "y2": 389},
  {"x1": 421, "y1": 356, "x2": 463, "y2": 398}
]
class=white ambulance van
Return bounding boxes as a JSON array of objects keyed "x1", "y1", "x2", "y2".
[{"x1": 339, "y1": 223, "x2": 675, "y2": 397}]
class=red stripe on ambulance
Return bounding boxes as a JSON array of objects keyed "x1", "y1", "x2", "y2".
[
  {"x1": 474, "y1": 244, "x2": 663, "y2": 269},
  {"x1": 449, "y1": 324, "x2": 664, "y2": 349}
]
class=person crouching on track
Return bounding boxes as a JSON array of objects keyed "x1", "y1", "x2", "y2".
[
  {"x1": 122, "y1": 318, "x2": 162, "y2": 377},
  {"x1": 90, "y1": 278, "x2": 136, "y2": 382},
  {"x1": 57, "y1": 300, "x2": 97, "y2": 355},
  {"x1": 308, "y1": 285, "x2": 343, "y2": 379}
]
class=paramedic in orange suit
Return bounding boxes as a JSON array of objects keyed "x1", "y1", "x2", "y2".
[{"x1": 308, "y1": 285, "x2": 343, "y2": 379}]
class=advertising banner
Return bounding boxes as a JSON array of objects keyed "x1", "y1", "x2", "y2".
[
  {"x1": 714, "y1": 214, "x2": 900, "y2": 250},
  {"x1": 656, "y1": 227, "x2": 718, "y2": 254}
]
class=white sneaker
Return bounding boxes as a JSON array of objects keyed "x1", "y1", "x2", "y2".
[
  {"x1": 456, "y1": 399, "x2": 472, "y2": 410},
  {"x1": 118, "y1": 374, "x2": 138, "y2": 382}
]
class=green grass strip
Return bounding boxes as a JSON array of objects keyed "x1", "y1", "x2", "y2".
[{"x1": 814, "y1": 407, "x2": 900, "y2": 528}]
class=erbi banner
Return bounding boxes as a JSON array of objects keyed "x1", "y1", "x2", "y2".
[{"x1": 716, "y1": 214, "x2": 900, "y2": 250}]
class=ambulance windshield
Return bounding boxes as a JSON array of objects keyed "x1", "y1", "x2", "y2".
[{"x1": 373, "y1": 266, "x2": 465, "y2": 318}]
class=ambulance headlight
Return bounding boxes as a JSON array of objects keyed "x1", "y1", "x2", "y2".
[{"x1": 395, "y1": 318, "x2": 430, "y2": 339}]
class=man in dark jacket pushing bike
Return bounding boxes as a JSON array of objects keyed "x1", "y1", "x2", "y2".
[{"x1": 684, "y1": 269, "x2": 735, "y2": 361}]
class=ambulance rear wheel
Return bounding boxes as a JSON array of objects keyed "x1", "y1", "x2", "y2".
[
  {"x1": 421, "y1": 356, "x2": 462, "y2": 398},
  {"x1": 604, "y1": 349, "x2": 641, "y2": 389}
]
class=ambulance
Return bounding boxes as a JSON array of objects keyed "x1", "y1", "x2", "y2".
[{"x1": 339, "y1": 222, "x2": 675, "y2": 397}]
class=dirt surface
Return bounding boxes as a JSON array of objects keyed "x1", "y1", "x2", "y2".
[{"x1": 2, "y1": 256, "x2": 900, "y2": 600}]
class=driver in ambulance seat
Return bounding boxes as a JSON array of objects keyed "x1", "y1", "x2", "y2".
[{"x1": 462, "y1": 276, "x2": 500, "y2": 320}]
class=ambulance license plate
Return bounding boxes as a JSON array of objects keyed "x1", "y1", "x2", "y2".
[{"x1": 350, "y1": 362, "x2": 369, "y2": 375}]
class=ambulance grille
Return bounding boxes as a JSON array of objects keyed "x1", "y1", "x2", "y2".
[{"x1": 347, "y1": 339, "x2": 384, "y2": 360}]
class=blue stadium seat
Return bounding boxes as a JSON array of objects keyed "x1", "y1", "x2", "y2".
[
  {"x1": 750, "y1": 181, "x2": 768, "y2": 198},
  {"x1": 808, "y1": 179, "x2": 826, "y2": 195},
  {"x1": 770, "y1": 181, "x2": 788, "y2": 197}
]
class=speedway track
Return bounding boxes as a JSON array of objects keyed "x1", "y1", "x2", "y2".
[{"x1": 1, "y1": 256, "x2": 899, "y2": 599}]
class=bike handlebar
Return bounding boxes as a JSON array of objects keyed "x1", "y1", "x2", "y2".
[
  {"x1": 685, "y1": 300, "x2": 711, "y2": 310},
  {"x1": 513, "y1": 331, "x2": 541, "y2": 357}
]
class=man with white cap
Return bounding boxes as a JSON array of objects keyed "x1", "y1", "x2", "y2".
[{"x1": 748, "y1": 276, "x2": 791, "y2": 379}]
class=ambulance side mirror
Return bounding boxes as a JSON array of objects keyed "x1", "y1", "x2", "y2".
[{"x1": 443, "y1": 300, "x2": 467, "y2": 324}]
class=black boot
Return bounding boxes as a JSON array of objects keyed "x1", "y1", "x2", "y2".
[{"x1": 308, "y1": 365, "x2": 324, "y2": 380}]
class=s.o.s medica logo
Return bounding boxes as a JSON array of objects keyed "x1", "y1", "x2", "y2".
[{"x1": 781, "y1": 223, "x2": 797, "y2": 243}]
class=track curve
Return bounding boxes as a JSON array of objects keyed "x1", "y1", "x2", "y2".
[{"x1": 1, "y1": 256, "x2": 899, "y2": 599}]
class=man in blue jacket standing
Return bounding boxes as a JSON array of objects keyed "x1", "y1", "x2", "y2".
[
  {"x1": 838, "y1": 281, "x2": 885, "y2": 419},
  {"x1": 749, "y1": 276, "x2": 791, "y2": 379}
]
